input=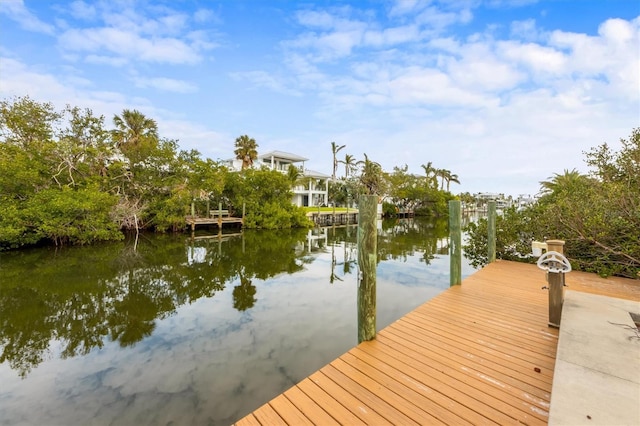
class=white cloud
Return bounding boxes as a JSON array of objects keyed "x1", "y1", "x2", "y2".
[
  {"x1": 158, "y1": 119, "x2": 229, "y2": 160},
  {"x1": 68, "y1": 1, "x2": 97, "y2": 21},
  {"x1": 388, "y1": 0, "x2": 425, "y2": 17},
  {"x1": 0, "y1": 0, "x2": 55, "y2": 35},
  {"x1": 295, "y1": 10, "x2": 337, "y2": 29},
  {"x1": 510, "y1": 19, "x2": 543, "y2": 41},
  {"x1": 499, "y1": 41, "x2": 567, "y2": 74},
  {"x1": 193, "y1": 9, "x2": 216, "y2": 24},
  {"x1": 133, "y1": 77, "x2": 197, "y2": 94},
  {"x1": 0, "y1": 57, "x2": 68, "y2": 98},
  {"x1": 53, "y1": 2, "x2": 218, "y2": 66},
  {"x1": 85, "y1": 54, "x2": 128, "y2": 67},
  {"x1": 229, "y1": 71, "x2": 301, "y2": 96},
  {"x1": 58, "y1": 27, "x2": 203, "y2": 64},
  {"x1": 415, "y1": 6, "x2": 473, "y2": 28}
]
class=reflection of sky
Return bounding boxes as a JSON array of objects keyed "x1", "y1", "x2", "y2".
[{"x1": 0, "y1": 240, "x2": 476, "y2": 426}]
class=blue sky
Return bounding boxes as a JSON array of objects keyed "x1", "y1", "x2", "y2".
[{"x1": 1, "y1": 0, "x2": 638, "y2": 196}]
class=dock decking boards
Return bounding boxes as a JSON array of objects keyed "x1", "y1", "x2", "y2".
[{"x1": 235, "y1": 260, "x2": 640, "y2": 425}]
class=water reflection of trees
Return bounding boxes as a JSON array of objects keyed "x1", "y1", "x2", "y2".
[
  {"x1": 325, "y1": 217, "x2": 449, "y2": 284},
  {"x1": 0, "y1": 229, "x2": 312, "y2": 377},
  {"x1": 377, "y1": 217, "x2": 449, "y2": 265},
  {"x1": 0, "y1": 218, "x2": 448, "y2": 377}
]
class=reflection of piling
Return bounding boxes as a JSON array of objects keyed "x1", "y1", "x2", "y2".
[
  {"x1": 449, "y1": 200, "x2": 462, "y2": 286},
  {"x1": 488, "y1": 201, "x2": 496, "y2": 263},
  {"x1": 357, "y1": 195, "x2": 377, "y2": 343}
]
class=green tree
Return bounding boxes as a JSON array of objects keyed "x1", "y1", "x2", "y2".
[
  {"x1": 446, "y1": 173, "x2": 460, "y2": 192},
  {"x1": 234, "y1": 135, "x2": 258, "y2": 170},
  {"x1": 539, "y1": 169, "x2": 584, "y2": 196},
  {"x1": 357, "y1": 153, "x2": 384, "y2": 196},
  {"x1": 340, "y1": 153, "x2": 357, "y2": 179},
  {"x1": 287, "y1": 164, "x2": 303, "y2": 186},
  {"x1": 421, "y1": 162, "x2": 437, "y2": 190},
  {"x1": 111, "y1": 109, "x2": 159, "y2": 164},
  {"x1": 465, "y1": 128, "x2": 640, "y2": 279},
  {"x1": 224, "y1": 168, "x2": 310, "y2": 229},
  {"x1": 0, "y1": 96, "x2": 60, "y2": 150},
  {"x1": 330, "y1": 141, "x2": 346, "y2": 180}
]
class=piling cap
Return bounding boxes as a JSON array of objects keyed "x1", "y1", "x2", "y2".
[{"x1": 545, "y1": 239, "x2": 565, "y2": 246}]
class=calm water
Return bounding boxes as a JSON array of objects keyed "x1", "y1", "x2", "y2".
[{"x1": 0, "y1": 218, "x2": 476, "y2": 425}]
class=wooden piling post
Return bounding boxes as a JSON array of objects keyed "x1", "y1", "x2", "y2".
[
  {"x1": 449, "y1": 200, "x2": 462, "y2": 286},
  {"x1": 358, "y1": 195, "x2": 377, "y2": 343},
  {"x1": 546, "y1": 239, "x2": 565, "y2": 328},
  {"x1": 191, "y1": 200, "x2": 195, "y2": 217},
  {"x1": 488, "y1": 200, "x2": 496, "y2": 263},
  {"x1": 218, "y1": 202, "x2": 222, "y2": 228}
]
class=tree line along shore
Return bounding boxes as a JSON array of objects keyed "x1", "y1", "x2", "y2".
[{"x1": 1, "y1": 97, "x2": 638, "y2": 279}]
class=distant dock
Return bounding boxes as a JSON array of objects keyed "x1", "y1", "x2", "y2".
[
  {"x1": 307, "y1": 210, "x2": 358, "y2": 226},
  {"x1": 185, "y1": 215, "x2": 243, "y2": 232}
]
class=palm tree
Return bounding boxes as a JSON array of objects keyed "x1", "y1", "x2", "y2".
[
  {"x1": 287, "y1": 164, "x2": 302, "y2": 185},
  {"x1": 112, "y1": 109, "x2": 158, "y2": 163},
  {"x1": 446, "y1": 173, "x2": 460, "y2": 192},
  {"x1": 234, "y1": 135, "x2": 258, "y2": 170},
  {"x1": 540, "y1": 169, "x2": 585, "y2": 195},
  {"x1": 435, "y1": 168, "x2": 449, "y2": 190},
  {"x1": 331, "y1": 141, "x2": 346, "y2": 180},
  {"x1": 358, "y1": 153, "x2": 383, "y2": 195},
  {"x1": 340, "y1": 153, "x2": 357, "y2": 179},
  {"x1": 421, "y1": 162, "x2": 437, "y2": 189},
  {"x1": 112, "y1": 109, "x2": 158, "y2": 148}
]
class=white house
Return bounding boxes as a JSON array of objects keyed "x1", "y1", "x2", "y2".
[{"x1": 226, "y1": 150, "x2": 330, "y2": 208}]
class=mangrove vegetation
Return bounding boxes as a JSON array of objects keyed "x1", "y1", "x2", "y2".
[
  {"x1": 464, "y1": 128, "x2": 640, "y2": 279},
  {"x1": 1, "y1": 96, "x2": 459, "y2": 250}
]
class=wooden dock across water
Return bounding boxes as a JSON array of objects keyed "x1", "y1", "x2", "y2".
[
  {"x1": 185, "y1": 215, "x2": 243, "y2": 231},
  {"x1": 235, "y1": 260, "x2": 640, "y2": 425}
]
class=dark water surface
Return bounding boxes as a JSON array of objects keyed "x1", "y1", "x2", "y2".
[{"x1": 0, "y1": 218, "x2": 475, "y2": 425}]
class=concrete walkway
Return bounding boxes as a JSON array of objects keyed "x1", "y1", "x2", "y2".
[{"x1": 549, "y1": 291, "x2": 640, "y2": 425}]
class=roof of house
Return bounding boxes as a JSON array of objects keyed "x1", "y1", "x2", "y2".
[
  {"x1": 258, "y1": 150, "x2": 309, "y2": 162},
  {"x1": 303, "y1": 169, "x2": 331, "y2": 179}
]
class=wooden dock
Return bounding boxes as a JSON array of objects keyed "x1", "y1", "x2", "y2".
[
  {"x1": 308, "y1": 211, "x2": 358, "y2": 226},
  {"x1": 235, "y1": 260, "x2": 639, "y2": 425},
  {"x1": 185, "y1": 215, "x2": 243, "y2": 231}
]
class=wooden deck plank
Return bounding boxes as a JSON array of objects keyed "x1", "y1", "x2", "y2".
[
  {"x1": 235, "y1": 260, "x2": 640, "y2": 425},
  {"x1": 412, "y1": 298, "x2": 558, "y2": 352},
  {"x1": 295, "y1": 379, "x2": 366, "y2": 426},
  {"x1": 339, "y1": 351, "x2": 459, "y2": 425},
  {"x1": 320, "y1": 364, "x2": 420, "y2": 425},
  {"x1": 383, "y1": 322, "x2": 553, "y2": 398},
  {"x1": 269, "y1": 394, "x2": 313, "y2": 425},
  {"x1": 252, "y1": 403, "x2": 284, "y2": 425},
  {"x1": 282, "y1": 386, "x2": 340, "y2": 425},
  {"x1": 307, "y1": 371, "x2": 391, "y2": 424},
  {"x1": 376, "y1": 331, "x2": 551, "y2": 413},
  {"x1": 345, "y1": 348, "x2": 482, "y2": 425},
  {"x1": 363, "y1": 338, "x2": 544, "y2": 425},
  {"x1": 373, "y1": 332, "x2": 550, "y2": 423},
  {"x1": 234, "y1": 413, "x2": 261, "y2": 426},
  {"x1": 403, "y1": 312, "x2": 557, "y2": 377},
  {"x1": 329, "y1": 358, "x2": 444, "y2": 425},
  {"x1": 409, "y1": 307, "x2": 558, "y2": 363}
]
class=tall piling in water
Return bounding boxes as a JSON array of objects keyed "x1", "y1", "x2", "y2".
[
  {"x1": 488, "y1": 200, "x2": 496, "y2": 263},
  {"x1": 449, "y1": 200, "x2": 462, "y2": 286},
  {"x1": 357, "y1": 195, "x2": 378, "y2": 343}
]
